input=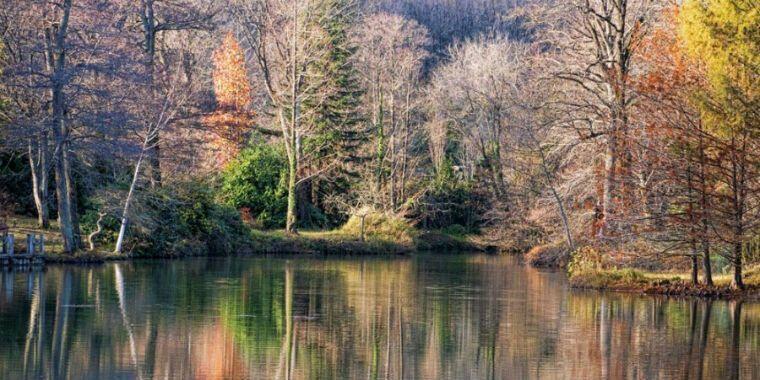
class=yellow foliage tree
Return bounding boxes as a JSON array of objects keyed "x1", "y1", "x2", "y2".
[
  {"x1": 679, "y1": 0, "x2": 760, "y2": 289},
  {"x1": 205, "y1": 33, "x2": 255, "y2": 166}
]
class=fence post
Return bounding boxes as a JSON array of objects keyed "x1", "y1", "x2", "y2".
[
  {"x1": 7, "y1": 234, "x2": 14, "y2": 256},
  {"x1": 37, "y1": 234, "x2": 45, "y2": 255},
  {"x1": 27, "y1": 234, "x2": 35, "y2": 256}
]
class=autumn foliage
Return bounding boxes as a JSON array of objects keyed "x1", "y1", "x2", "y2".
[{"x1": 204, "y1": 33, "x2": 255, "y2": 166}]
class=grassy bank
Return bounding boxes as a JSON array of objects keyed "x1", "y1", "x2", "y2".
[
  {"x1": 521, "y1": 242, "x2": 760, "y2": 300},
  {"x1": 4, "y1": 214, "x2": 487, "y2": 264},
  {"x1": 568, "y1": 261, "x2": 760, "y2": 300}
]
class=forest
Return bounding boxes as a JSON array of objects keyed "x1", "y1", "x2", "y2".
[{"x1": 0, "y1": 0, "x2": 758, "y2": 293}]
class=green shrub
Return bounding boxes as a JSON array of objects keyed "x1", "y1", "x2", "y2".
[
  {"x1": 220, "y1": 143, "x2": 288, "y2": 229},
  {"x1": 441, "y1": 224, "x2": 468, "y2": 237},
  {"x1": 80, "y1": 207, "x2": 119, "y2": 247},
  {"x1": 409, "y1": 159, "x2": 489, "y2": 231},
  {"x1": 130, "y1": 180, "x2": 251, "y2": 256}
]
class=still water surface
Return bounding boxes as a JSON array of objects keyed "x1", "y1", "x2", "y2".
[{"x1": 0, "y1": 254, "x2": 757, "y2": 379}]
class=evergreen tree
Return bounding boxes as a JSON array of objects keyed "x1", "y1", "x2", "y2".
[{"x1": 301, "y1": 0, "x2": 365, "y2": 226}]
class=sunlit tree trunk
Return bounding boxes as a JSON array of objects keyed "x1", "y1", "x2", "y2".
[
  {"x1": 114, "y1": 152, "x2": 145, "y2": 254},
  {"x1": 28, "y1": 134, "x2": 49, "y2": 229}
]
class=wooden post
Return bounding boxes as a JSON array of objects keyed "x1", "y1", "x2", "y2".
[
  {"x1": 27, "y1": 234, "x2": 35, "y2": 256},
  {"x1": 37, "y1": 234, "x2": 45, "y2": 255},
  {"x1": 7, "y1": 234, "x2": 14, "y2": 256}
]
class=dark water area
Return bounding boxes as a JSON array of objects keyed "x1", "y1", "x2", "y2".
[{"x1": 0, "y1": 254, "x2": 757, "y2": 379}]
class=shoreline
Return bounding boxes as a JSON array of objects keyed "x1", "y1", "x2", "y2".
[
  {"x1": 522, "y1": 243, "x2": 760, "y2": 301},
  {"x1": 570, "y1": 276, "x2": 760, "y2": 301},
  {"x1": 39, "y1": 230, "x2": 491, "y2": 265}
]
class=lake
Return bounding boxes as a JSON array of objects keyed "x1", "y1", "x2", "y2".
[{"x1": 0, "y1": 254, "x2": 757, "y2": 379}]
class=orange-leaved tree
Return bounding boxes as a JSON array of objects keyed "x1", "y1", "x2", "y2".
[{"x1": 204, "y1": 33, "x2": 255, "y2": 166}]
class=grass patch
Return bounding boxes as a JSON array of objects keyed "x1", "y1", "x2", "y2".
[
  {"x1": 247, "y1": 227, "x2": 413, "y2": 256},
  {"x1": 569, "y1": 267, "x2": 651, "y2": 289},
  {"x1": 566, "y1": 246, "x2": 759, "y2": 299},
  {"x1": 337, "y1": 212, "x2": 417, "y2": 245}
]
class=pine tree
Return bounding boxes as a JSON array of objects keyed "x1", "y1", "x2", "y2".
[{"x1": 300, "y1": 0, "x2": 365, "y2": 226}]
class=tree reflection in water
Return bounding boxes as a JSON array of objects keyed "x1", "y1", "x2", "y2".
[{"x1": 0, "y1": 255, "x2": 757, "y2": 379}]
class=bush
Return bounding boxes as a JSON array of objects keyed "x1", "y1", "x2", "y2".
[
  {"x1": 80, "y1": 207, "x2": 119, "y2": 247},
  {"x1": 220, "y1": 143, "x2": 288, "y2": 229},
  {"x1": 130, "y1": 180, "x2": 252, "y2": 256},
  {"x1": 441, "y1": 224, "x2": 468, "y2": 237},
  {"x1": 409, "y1": 159, "x2": 489, "y2": 231}
]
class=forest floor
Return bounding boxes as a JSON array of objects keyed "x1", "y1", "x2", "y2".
[{"x1": 3, "y1": 215, "x2": 489, "y2": 263}]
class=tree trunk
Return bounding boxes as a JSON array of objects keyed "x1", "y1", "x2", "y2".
[
  {"x1": 600, "y1": 130, "x2": 618, "y2": 238},
  {"x1": 538, "y1": 144, "x2": 574, "y2": 251},
  {"x1": 64, "y1": 148, "x2": 82, "y2": 248},
  {"x1": 690, "y1": 241, "x2": 699, "y2": 286},
  {"x1": 286, "y1": 150, "x2": 298, "y2": 233},
  {"x1": 698, "y1": 131, "x2": 713, "y2": 286},
  {"x1": 141, "y1": 1, "x2": 162, "y2": 188},
  {"x1": 147, "y1": 136, "x2": 161, "y2": 188},
  {"x1": 88, "y1": 212, "x2": 106, "y2": 251},
  {"x1": 28, "y1": 135, "x2": 49, "y2": 229},
  {"x1": 52, "y1": 142, "x2": 75, "y2": 253},
  {"x1": 284, "y1": 0, "x2": 299, "y2": 234},
  {"x1": 46, "y1": 0, "x2": 77, "y2": 253},
  {"x1": 114, "y1": 153, "x2": 145, "y2": 254},
  {"x1": 731, "y1": 241, "x2": 744, "y2": 290},
  {"x1": 730, "y1": 137, "x2": 745, "y2": 290},
  {"x1": 375, "y1": 94, "x2": 385, "y2": 206},
  {"x1": 702, "y1": 241, "x2": 713, "y2": 286}
]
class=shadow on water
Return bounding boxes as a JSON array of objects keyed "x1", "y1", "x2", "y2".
[{"x1": 0, "y1": 255, "x2": 758, "y2": 379}]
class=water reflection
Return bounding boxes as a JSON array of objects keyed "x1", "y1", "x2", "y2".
[{"x1": 0, "y1": 255, "x2": 757, "y2": 379}]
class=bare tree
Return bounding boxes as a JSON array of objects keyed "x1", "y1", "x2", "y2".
[
  {"x1": 0, "y1": 3, "x2": 52, "y2": 228},
  {"x1": 47, "y1": 0, "x2": 85, "y2": 252},
  {"x1": 525, "y1": 0, "x2": 658, "y2": 238},
  {"x1": 351, "y1": 12, "x2": 429, "y2": 209},
  {"x1": 234, "y1": 0, "x2": 346, "y2": 232},
  {"x1": 114, "y1": 81, "x2": 193, "y2": 254},
  {"x1": 134, "y1": 0, "x2": 216, "y2": 188},
  {"x1": 428, "y1": 38, "x2": 529, "y2": 203}
]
